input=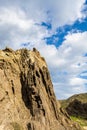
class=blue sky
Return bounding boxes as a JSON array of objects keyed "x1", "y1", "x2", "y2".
[
  {"x1": 0, "y1": 0, "x2": 87, "y2": 99},
  {"x1": 44, "y1": 17, "x2": 87, "y2": 47}
]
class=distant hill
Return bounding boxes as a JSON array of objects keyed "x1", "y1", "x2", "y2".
[
  {"x1": 60, "y1": 93, "x2": 87, "y2": 128},
  {"x1": 60, "y1": 93, "x2": 87, "y2": 109},
  {"x1": 60, "y1": 93, "x2": 87, "y2": 119}
]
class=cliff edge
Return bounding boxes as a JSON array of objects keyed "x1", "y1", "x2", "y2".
[{"x1": 0, "y1": 48, "x2": 82, "y2": 130}]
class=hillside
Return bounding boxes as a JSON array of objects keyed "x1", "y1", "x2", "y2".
[
  {"x1": 60, "y1": 93, "x2": 87, "y2": 129},
  {"x1": 0, "y1": 48, "x2": 82, "y2": 130},
  {"x1": 60, "y1": 93, "x2": 87, "y2": 109}
]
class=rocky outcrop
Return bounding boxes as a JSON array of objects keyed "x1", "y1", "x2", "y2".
[{"x1": 0, "y1": 48, "x2": 82, "y2": 130}]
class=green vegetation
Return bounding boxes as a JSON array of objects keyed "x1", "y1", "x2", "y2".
[
  {"x1": 70, "y1": 116, "x2": 87, "y2": 127},
  {"x1": 59, "y1": 93, "x2": 87, "y2": 129}
]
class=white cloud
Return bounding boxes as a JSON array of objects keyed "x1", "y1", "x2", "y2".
[
  {"x1": 0, "y1": 0, "x2": 87, "y2": 99},
  {"x1": 69, "y1": 77, "x2": 86, "y2": 86},
  {"x1": 0, "y1": 7, "x2": 49, "y2": 49},
  {"x1": 48, "y1": 0, "x2": 86, "y2": 30},
  {"x1": 53, "y1": 82, "x2": 86, "y2": 99},
  {"x1": 0, "y1": 0, "x2": 86, "y2": 49},
  {"x1": 80, "y1": 72, "x2": 87, "y2": 77},
  {"x1": 33, "y1": 31, "x2": 87, "y2": 99},
  {"x1": 0, "y1": 8, "x2": 32, "y2": 30}
]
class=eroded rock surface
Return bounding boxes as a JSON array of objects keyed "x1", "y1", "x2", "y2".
[{"x1": 0, "y1": 48, "x2": 82, "y2": 130}]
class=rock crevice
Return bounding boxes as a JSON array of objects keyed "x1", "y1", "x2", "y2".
[{"x1": 0, "y1": 48, "x2": 82, "y2": 130}]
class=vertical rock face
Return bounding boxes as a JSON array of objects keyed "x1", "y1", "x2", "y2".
[{"x1": 0, "y1": 48, "x2": 82, "y2": 130}]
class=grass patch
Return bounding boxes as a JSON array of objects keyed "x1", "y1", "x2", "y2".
[{"x1": 70, "y1": 116, "x2": 87, "y2": 127}]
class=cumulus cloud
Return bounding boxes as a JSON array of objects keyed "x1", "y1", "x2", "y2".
[
  {"x1": 47, "y1": 0, "x2": 86, "y2": 30},
  {"x1": 0, "y1": 0, "x2": 87, "y2": 99},
  {"x1": 40, "y1": 32, "x2": 87, "y2": 99},
  {"x1": 0, "y1": 0, "x2": 86, "y2": 49},
  {"x1": 0, "y1": 7, "x2": 49, "y2": 49}
]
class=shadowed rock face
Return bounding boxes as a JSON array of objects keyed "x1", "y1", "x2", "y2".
[
  {"x1": 0, "y1": 48, "x2": 82, "y2": 130},
  {"x1": 66, "y1": 99, "x2": 87, "y2": 119}
]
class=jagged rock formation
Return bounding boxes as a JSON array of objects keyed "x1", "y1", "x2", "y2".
[{"x1": 0, "y1": 48, "x2": 82, "y2": 130}]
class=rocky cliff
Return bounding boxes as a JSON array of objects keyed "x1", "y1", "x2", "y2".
[{"x1": 0, "y1": 48, "x2": 82, "y2": 130}]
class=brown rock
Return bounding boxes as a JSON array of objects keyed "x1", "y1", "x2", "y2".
[{"x1": 0, "y1": 48, "x2": 82, "y2": 130}]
